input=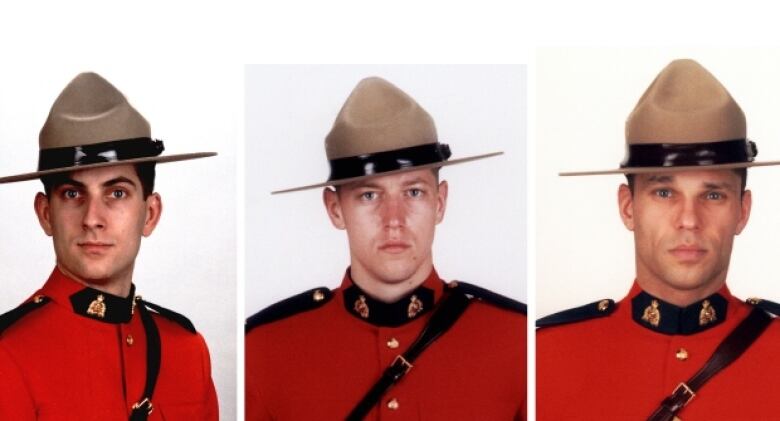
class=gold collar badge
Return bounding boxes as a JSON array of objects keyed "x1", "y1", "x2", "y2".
[
  {"x1": 407, "y1": 294, "x2": 423, "y2": 318},
  {"x1": 642, "y1": 299, "x2": 660, "y2": 327},
  {"x1": 86, "y1": 294, "x2": 106, "y2": 319},
  {"x1": 354, "y1": 295, "x2": 369, "y2": 319},
  {"x1": 699, "y1": 299, "x2": 717, "y2": 326}
]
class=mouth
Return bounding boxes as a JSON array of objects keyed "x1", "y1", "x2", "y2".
[
  {"x1": 378, "y1": 241, "x2": 411, "y2": 254},
  {"x1": 77, "y1": 242, "x2": 114, "y2": 255},
  {"x1": 668, "y1": 245, "x2": 707, "y2": 262}
]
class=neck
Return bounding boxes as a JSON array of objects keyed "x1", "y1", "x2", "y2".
[
  {"x1": 349, "y1": 260, "x2": 434, "y2": 303},
  {"x1": 56, "y1": 263, "x2": 134, "y2": 298},
  {"x1": 635, "y1": 270, "x2": 726, "y2": 308}
]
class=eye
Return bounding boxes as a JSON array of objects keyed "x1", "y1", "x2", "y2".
[
  {"x1": 360, "y1": 191, "x2": 377, "y2": 201},
  {"x1": 705, "y1": 191, "x2": 723, "y2": 200},
  {"x1": 63, "y1": 189, "x2": 80, "y2": 199},
  {"x1": 408, "y1": 188, "x2": 424, "y2": 197},
  {"x1": 111, "y1": 190, "x2": 126, "y2": 199},
  {"x1": 654, "y1": 189, "x2": 672, "y2": 199}
]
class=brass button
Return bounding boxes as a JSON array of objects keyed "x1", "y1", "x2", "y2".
[
  {"x1": 387, "y1": 338, "x2": 399, "y2": 349},
  {"x1": 312, "y1": 289, "x2": 325, "y2": 302},
  {"x1": 747, "y1": 297, "x2": 762, "y2": 305},
  {"x1": 126, "y1": 334, "x2": 134, "y2": 346},
  {"x1": 33, "y1": 295, "x2": 45, "y2": 303},
  {"x1": 597, "y1": 299, "x2": 610, "y2": 312},
  {"x1": 676, "y1": 348, "x2": 688, "y2": 361},
  {"x1": 387, "y1": 398, "x2": 399, "y2": 410},
  {"x1": 448, "y1": 281, "x2": 458, "y2": 289}
]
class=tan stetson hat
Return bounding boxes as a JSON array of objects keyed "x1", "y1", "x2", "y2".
[
  {"x1": 560, "y1": 59, "x2": 780, "y2": 176},
  {"x1": 273, "y1": 76, "x2": 502, "y2": 194},
  {"x1": 0, "y1": 72, "x2": 216, "y2": 184}
]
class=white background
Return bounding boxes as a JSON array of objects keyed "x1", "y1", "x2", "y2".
[
  {"x1": 245, "y1": 65, "x2": 527, "y2": 315},
  {"x1": 537, "y1": 48, "x2": 780, "y2": 317},
  {"x1": 0, "y1": 65, "x2": 238, "y2": 420}
]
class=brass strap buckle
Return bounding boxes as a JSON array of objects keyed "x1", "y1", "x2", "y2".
[
  {"x1": 132, "y1": 397, "x2": 154, "y2": 415},
  {"x1": 390, "y1": 355, "x2": 413, "y2": 380},
  {"x1": 672, "y1": 382, "x2": 696, "y2": 408}
]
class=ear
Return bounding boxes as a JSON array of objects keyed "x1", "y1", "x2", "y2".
[
  {"x1": 323, "y1": 187, "x2": 346, "y2": 230},
  {"x1": 34, "y1": 192, "x2": 53, "y2": 236},
  {"x1": 142, "y1": 193, "x2": 162, "y2": 237},
  {"x1": 435, "y1": 180, "x2": 448, "y2": 224},
  {"x1": 618, "y1": 184, "x2": 635, "y2": 231},
  {"x1": 735, "y1": 189, "x2": 752, "y2": 235}
]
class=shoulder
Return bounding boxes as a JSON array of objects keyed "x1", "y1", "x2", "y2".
[
  {"x1": 245, "y1": 287, "x2": 333, "y2": 334},
  {"x1": 745, "y1": 297, "x2": 780, "y2": 318},
  {"x1": 142, "y1": 300, "x2": 198, "y2": 335},
  {"x1": 0, "y1": 295, "x2": 52, "y2": 338},
  {"x1": 536, "y1": 298, "x2": 616, "y2": 330},
  {"x1": 451, "y1": 281, "x2": 526, "y2": 315}
]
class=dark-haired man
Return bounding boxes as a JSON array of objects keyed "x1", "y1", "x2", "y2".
[
  {"x1": 0, "y1": 72, "x2": 219, "y2": 419},
  {"x1": 537, "y1": 59, "x2": 780, "y2": 420}
]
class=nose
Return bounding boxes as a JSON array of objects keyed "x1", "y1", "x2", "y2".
[
  {"x1": 82, "y1": 196, "x2": 107, "y2": 230},
  {"x1": 675, "y1": 196, "x2": 700, "y2": 231},
  {"x1": 381, "y1": 194, "x2": 407, "y2": 229}
]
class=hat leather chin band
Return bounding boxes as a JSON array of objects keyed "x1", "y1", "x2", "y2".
[
  {"x1": 37, "y1": 138, "x2": 165, "y2": 172},
  {"x1": 328, "y1": 142, "x2": 452, "y2": 181},
  {"x1": 620, "y1": 139, "x2": 757, "y2": 169}
]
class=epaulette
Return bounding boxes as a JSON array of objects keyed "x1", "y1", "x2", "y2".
[
  {"x1": 536, "y1": 299, "x2": 615, "y2": 329},
  {"x1": 450, "y1": 281, "x2": 526, "y2": 315},
  {"x1": 246, "y1": 287, "x2": 332, "y2": 333},
  {"x1": 746, "y1": 297, "x2": 780, "y2": 317},
  {"x1": 143, "y1": 300, "x2": 197, "y2": 334},
  {"x1": 0, "y1": 295, "x2": 51, "y2": 335}
]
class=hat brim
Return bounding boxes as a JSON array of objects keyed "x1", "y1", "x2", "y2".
[
  {"x1": 0, "y1": 152, "x2": 217, "y2": 184},
  {"x1": 272, "y1": 151, "x2": 503, "y2": 194},
  {"x1": 559, "y1": 160, "x2": 780, "y2": 176}
]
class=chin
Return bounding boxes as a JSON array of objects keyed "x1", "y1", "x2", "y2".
[{"x1": 374, "y1": 263, "x2": 420, "y2": 285}]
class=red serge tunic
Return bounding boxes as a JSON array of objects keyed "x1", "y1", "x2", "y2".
[
  {"x1": 0, "y1": 268, "x2": 219, "y2": 420},
  {"x1": 245, "y1": 269, "x2": 526, "y2": 420},
  {"x1": 537, "y1": 282, "x2": 780, "y2": 420}
]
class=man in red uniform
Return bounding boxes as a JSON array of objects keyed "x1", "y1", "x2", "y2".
[
  {"x1": 0, "y1": 73, "x2": 219, "y2": 420},
  {"x1": 245, "y1": 76, "x2": 527, "y2": 420},
  {"x1": 537, "y1": 59, "x2": 780, "y2": 420}
]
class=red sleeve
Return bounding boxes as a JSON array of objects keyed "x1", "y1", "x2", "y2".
[
  {"x1": 198, "y1": 333, "x2": 219, "y2": 421},
  {"x1": 0, "y1": 343, "x2": 36, "y2": 420}
]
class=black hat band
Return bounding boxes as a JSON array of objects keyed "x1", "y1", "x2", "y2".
[
  {"x1": 620, "y1": 139, "x2": 757, "y2": 169},
  {"x1": 38, "y1": 137, "x2": 165, "y2": 172},
  {"x1": 328, "y1": 142, "x2": 452, "y2": 181}
]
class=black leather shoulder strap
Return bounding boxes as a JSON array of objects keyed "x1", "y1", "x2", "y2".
[
  {"x1": 346, "y1": 290, "x2": 471, "y2": 421},
  {"x1": 536, "y1": 299, "x2": 615, "y2": 329},
  {"x1": 648, "y1": 308, "x2": 772, "y2": 421},
  {"x1": 746, "y1": 297, "x2": 780, "y2": 317},
  {"x1": 0, "y1": 296, "x2": 51, "y2": 335},
  {"x1": 452, "y1": 281, "x2": 526, "y2": 314},
  {"x1": 142, "y1": 300, "x2": 196, "y2": 334},
  {"x1": 246, "y1": 287, "x2": 332, "y2": 333}
]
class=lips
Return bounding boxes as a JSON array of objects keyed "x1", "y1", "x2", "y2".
[
  {"x1": 379, "y1": 241, "x2": 411, "y2": 254},
  {"x1": 669, "y1": 245, "x2": 707, "y2": 262},
  {"x1": 78, "y1": 241, "x2": 114, "y2": 255}
]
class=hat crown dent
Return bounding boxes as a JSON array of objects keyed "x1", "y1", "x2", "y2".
[
  {"x1": 39, "y1": 72, "x2": 151, "y2": 150},
  {"x1": 626, "y1": 59, "x2": 746, "y2": 144},
  {"x1": 325, "y1": 76, "x2": 438, "y2": 160}
]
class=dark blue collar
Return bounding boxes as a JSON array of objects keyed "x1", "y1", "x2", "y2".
[{"x1": 631, "y1": 290, "x2": 727, "y2": 335}]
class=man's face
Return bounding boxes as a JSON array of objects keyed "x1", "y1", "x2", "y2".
[
  {"x1": 34, "y1": 164, "x2": 162, "y2": 286},
  {"x1": 618, "y1": 170, "x2": 751, "y2": 299},
  {"x1": 324, "y1": 169, "x2": 448, "y2": 286}
]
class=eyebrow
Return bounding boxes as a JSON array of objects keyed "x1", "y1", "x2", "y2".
[
  {"x1": 58, "y1": 176, "x2": 138, "y2": 189},
  {"x1": 702, "y1": 181, "x2": 734, "y2": 190},
  {"x1": 646, "y1": 175, "x2": 674, "y2": 184},
  {"x1": 102, "y1": 176, "x2": 138, "y2": 189},
  {"x1": 645, "y1": 175, "x2": 735, "y2": 190}
]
